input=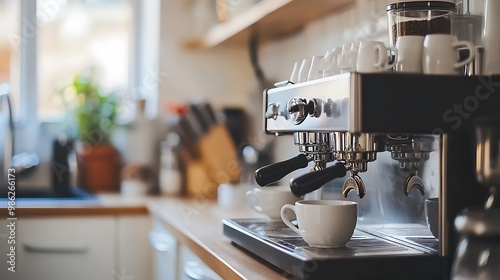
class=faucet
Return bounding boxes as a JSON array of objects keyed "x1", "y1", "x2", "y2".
[
  {"x1": 0, "y1": 83, "x2": 14, "y2": 184},
  {"x1": 0, "y1": 83, "x2": 39, "y2": 183}
]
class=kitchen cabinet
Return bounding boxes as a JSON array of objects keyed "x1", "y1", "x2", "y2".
[
  {"x1": 184, "y1": 0, "x2": 355, "y2": 49},
  {"x1": 180, "y1": 244, "x2": 221, "y2": 280},
  {"x1": 150, "y1": 216, "x2": 220, "y2": 280},
  {"x1": 117, "y1": 215, "x2": 154, "y2": 280},
  {"x1": 0, "y1": 215, "x2": 153, "y2": 280},
  {"x1": 0, "y1": 216, "x2": 115, "y2": 280},
  {"x1": 147, "y1": 198, "x2": 289, "y2": 279},
  {"x1": 150, "y1": 216, "x2": 180, "y2": 280}
]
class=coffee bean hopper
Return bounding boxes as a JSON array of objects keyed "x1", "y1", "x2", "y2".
[{"x1": 223, "y1": 73, "x2": 500, "y2": 279}]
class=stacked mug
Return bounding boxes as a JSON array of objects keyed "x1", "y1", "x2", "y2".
[
  {"x1": 395, "y1": 34, "x2": 476, "y2": 75},
  {"x1": 290, "y1": 40, "x2": 399, "y2": 83}
]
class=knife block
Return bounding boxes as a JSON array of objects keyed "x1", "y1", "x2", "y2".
[
  {"x1": 185, "y1": 159, "x2": 218, "y2": 199},
  {"x1": 198, "y1": 123, "x2": 241, "y2": 183},
  {"x1": 182, "y1": 123, "x2": 241, "y2": 199}
]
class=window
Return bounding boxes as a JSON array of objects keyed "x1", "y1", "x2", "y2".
[
  {"x1": 0, "y1": 0, "x2": 20, "y2": 116},
  {"x1": 6, "y1": 0, "x2": 160, "y2": 156},
  {"x1": 4, "y1": 0, "x2": 138, "y2": 123},
  {"x1": 37, "y1": 0, "x2": 132, "y2": 119}
]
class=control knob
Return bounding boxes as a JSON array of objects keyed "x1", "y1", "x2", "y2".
[{"x1": 287, "y1": 98, "x2": 320, "y2": 124}]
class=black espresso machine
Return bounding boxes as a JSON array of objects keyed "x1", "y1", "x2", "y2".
[{"x1": 222, "y1": 73, "x2": 500, "y2": 279}]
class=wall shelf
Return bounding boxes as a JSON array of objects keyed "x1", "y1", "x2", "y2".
[{"x1": 184, "y1": 0, "x2": 355, "y2": 49}]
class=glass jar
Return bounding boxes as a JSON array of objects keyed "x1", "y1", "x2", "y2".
[
  {"x1": 451, "y1": 209, "x2": 500, "y2": 280},
  {"x1": 387, "y1": 1, "x2": 456, "y2": 46}
]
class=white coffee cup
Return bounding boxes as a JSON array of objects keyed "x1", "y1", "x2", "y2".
[
  {"x1": 356, "y1": 41, "x2": 397, "y2": 73},
  {"x1": 217, "y1": 183, "x2": 251, "y2": 209},
  {"x1": 281, "y1": 200, "x2": 358, "y2": 248},
  {"x1": 307, "y1": 55, "x2": 324, "y2": 81},
  {"x1": 297, "y1": 58, "x2": 311, "y2": 83},
  {"x1": 425, "y1": 197, "x2": 439, "y2": 239},
  {"x1": 423, "y1": 34, "x2": 476, "y2": 75},
  {"x1": 395, "y1": 36, "x2": 424, "y2": 73},
  {"x1": 339, "y1": 43, "x2": 359, "y2": 73},
  {"x1": 322, "y1": 47, "x2": 343, "y2": 77},
  {"x1": 246, "y1": 186, "x2": 300, "y2": 220}
]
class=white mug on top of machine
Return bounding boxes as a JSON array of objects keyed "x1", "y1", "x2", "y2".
[
  {"x1": 422, "y1": 34, "x2": 476, "y2": 75},
  {"x1": 322, "y1": 47, "x2": 343, "y2": 77},
  {"x1": 356, "y1": 41, "x2": 398, "y2": 73},
  {"x1": 339, "y1": 43, "x2": 359, "y2": 73},
  {"x1": 395, "y1": 35, "x2": 424, "y2": 73}
]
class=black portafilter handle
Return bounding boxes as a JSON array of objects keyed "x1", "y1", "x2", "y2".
[
  {"x1": 255, "y1": 154, "x2": 309, "y2": 187},
  {"x1": 290, "y1": 162, "x2": 347, "y2": 197}
]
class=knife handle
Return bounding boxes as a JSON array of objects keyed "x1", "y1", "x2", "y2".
[
  {"x1": 290, "y1": 162, "x2": 346, "y2": 197},
  {"x1": 189, "y1": 103, "x2": 210, "y2": 133},
  {"x1": 203, "y1": 103, "x2": 219, "y2": 124},
  {"x1": 254, "y1": 154, "x2": 309, "y2": 187}
]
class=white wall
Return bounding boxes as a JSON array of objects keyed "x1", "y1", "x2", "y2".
[
  {"x1": 158, "y1": 0, "x2": 256, "y2": 110},
  {"x1": 258, "y1": 0, "x2": 391, "y2": 165},
  {"x1": 156, "y1": 0, "x2": 398, "y2": 183}
]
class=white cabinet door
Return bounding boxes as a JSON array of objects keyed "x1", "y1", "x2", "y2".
[
  {"x1": 150, "y1": 216, "x2": 179, "y2": 280},
  {"x1": 0, "y1": 216, "x2": 115, "y2": 280},
  {"x1": 117, "y1": 215, "x2": 154, "y2": 280},
  {"x1": 149, "y1": 216, "x2": 220, "y2": 280},
  {"x1": 179, "y1": 244, "x2": 221, "y2": 280}
]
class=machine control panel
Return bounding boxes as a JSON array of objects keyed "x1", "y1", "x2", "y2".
[{"x1": 265, "y1": 73, "x2": 355, "y2": 133}]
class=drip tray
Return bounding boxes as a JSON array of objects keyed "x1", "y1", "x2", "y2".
[{"x1": 223, "y1": 219, "x2": 442, "y2": 279}]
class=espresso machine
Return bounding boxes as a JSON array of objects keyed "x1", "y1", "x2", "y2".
[{"x1": 223, "y1": 72, "x2": 500, "y2": 279}]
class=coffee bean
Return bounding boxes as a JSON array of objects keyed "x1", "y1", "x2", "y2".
[{"x1": 392, "y1": 17, "x2": 451, "y2": 45}]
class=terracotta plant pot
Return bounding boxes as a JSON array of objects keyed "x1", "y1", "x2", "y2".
[{"x1": 76, "y1": 144, "x2": 122, "y2": 193}]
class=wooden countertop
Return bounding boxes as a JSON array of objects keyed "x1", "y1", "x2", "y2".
[
  {"x1": 0, "y1": 194, "x2": 289, "y2": 278},
  {"x1": 0, "y1": 194, "x2": 149, "y2": 216},
  {"x1": 148, "y1": 197, "x2": 289, "y2": 280}
]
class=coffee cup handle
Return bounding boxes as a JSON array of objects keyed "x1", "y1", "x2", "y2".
[
  {"x1": 453, "y1": 41, "x2": 476, "y2": 68},
  {"x1": 385, "y1": 46, "x2": 398, "y2": 70},
  {"x1": 245, "y1": 190, "x2": 262, "y2": 213},
  {"x1": 373, "y1": 44, "x2": 385, "y2": 69},
  {"x1": 280, "y1": 204, "x2": 301, "y2": 235}
]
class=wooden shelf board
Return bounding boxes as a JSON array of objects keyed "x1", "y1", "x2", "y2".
[{"x1": 184, "y1": 0, "x2": 355, "y2": 49}]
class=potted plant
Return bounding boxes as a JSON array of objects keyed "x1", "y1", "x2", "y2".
[{"x1": 65, "y1": 73, "x2": 122, "y2": 193}]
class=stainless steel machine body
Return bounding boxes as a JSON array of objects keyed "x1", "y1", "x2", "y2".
[{"x1": 260, "y1": 72, "x2": 500, "y2": 278}]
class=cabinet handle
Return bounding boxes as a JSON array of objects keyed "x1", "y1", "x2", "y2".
[
  {"x1": 184, "y1": 261, "x2": 219, "y2": 280},
  {"x1": 149, "y1": 231, "x2": 172, "y2": 252},
  {"x1": 24, "y1": 243, "x2": 88, "y2": 254}
]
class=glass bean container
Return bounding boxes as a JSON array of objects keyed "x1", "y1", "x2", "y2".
[{"x1": 387, "y1": 1, "x2": 456, "y2": 46}]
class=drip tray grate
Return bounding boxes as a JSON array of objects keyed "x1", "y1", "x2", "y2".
[{"x1": 223, "y1": 219, "x2": 442, "y2": 279}]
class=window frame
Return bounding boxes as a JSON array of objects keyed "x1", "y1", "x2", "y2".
[{"x1": 13, "y1": 0, "x2": 160, "y2": 152}]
